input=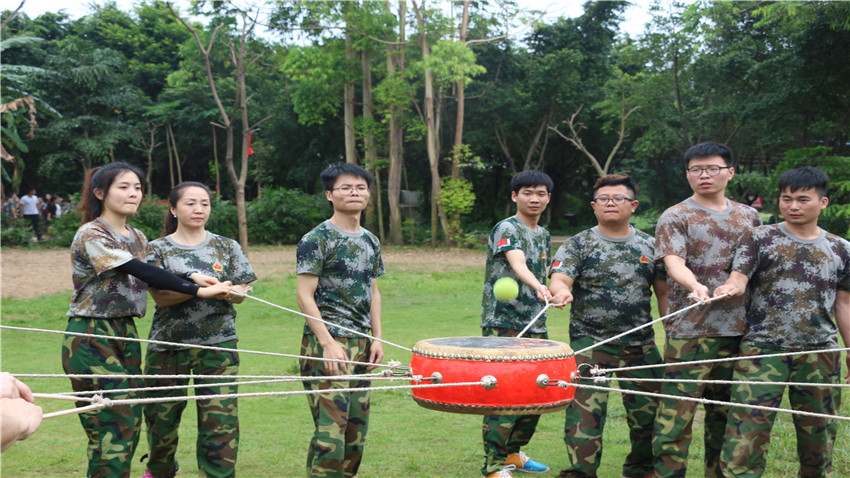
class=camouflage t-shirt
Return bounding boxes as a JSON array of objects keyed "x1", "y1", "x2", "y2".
[
  {"x1": 146, "y1": 232, "x2": 257, "y2": 351},
  {"x1": 480, "y1": 216, "x2": 550, "y2": 333},
  {"x1": 66, "y1": 218, "x2": 148, "y2": 318},
  {"x1": 732, "y1": 223, "x2": 850, "y2": 351},
  {"x1": 296, "y1": 220, "x2": 385, "y2": 337},
  {"x1": 550, "y1": 226, "x2": 666, "y2": 345},
  {"x1": 655, "y1": 198, "x2": 761, "y2": 338}
]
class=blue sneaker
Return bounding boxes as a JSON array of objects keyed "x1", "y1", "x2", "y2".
[{"x1": 504, "y1": 451, "x2": 549, "y2": 473}]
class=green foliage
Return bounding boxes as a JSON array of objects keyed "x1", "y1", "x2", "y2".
[
  {"x1": 282, "y1": 43, "x2": 347, "y2": 126},
  {"x1": 422, "y1": 40, "x2": 486, "y2": 89},
  {"x1": 439, "y1": 177, "x2": 476, "y2": 247},
  {"x1": 728, "y1": 172, "x2": 775, "y2": 210},
  {"x1": 128, "y1": 200, "x2": 169, "y2": 240},
  {"x1": 0, "y1": 217, "x2": 37, "y2": 247},
  {"x1": 246, "y1": 188, "x2": 330, "y2": 244},
  {"x1": 44, "y1": 211, "x2": 83, "y2": 247},
  {"x1": 206, "y1": 199, "x2": 239, "y2": 240}
]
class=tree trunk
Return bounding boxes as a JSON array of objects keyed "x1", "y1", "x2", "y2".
[
  {"x1": 451, "y1": 0, "x2": 471, "y2": 180},
  {"x1": 361, "y1": 48, "x2": 384, "y2": 240},
  {"x1": 212, "y1": 124, "x2": 221, "y2": 198},
  {"x1": 166, "y1": 123, "x2": 175, "y2": 189},
  {"x1": 344, "y1": 7, "x2": 357, "y2": 164},
  {"x1": 413, "y1": 1, "x2": 448, "y2": 247},
  {"x1": 386, "y1": 0, "x2": 405, "y2": 245},
  {"x1": 167, "y1": 123, "x2": 183, "y2": 184}
]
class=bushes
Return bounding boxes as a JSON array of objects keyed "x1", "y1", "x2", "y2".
[{"x1": 247, "y1": 188, "x2": 329, "y2": 244}]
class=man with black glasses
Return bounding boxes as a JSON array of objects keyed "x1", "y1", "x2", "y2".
[
  {"x1": 652, "y1": 143, "x2": 762, "y2": 478},
  {"x1": 550, "y1": 174, "x2": 667, "y2": 478}
]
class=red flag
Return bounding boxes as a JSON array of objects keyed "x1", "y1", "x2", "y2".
[{"x1": 247, "y1": 132, "x2": 255, "y2": 157}]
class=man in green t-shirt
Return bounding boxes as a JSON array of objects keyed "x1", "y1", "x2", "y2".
[
  {"x1": 296, "y1": 163, "x2": 385, "y2": 478},
  {"x1": 480, "y1": 170, "x2": 554, "y2": 478},
  {"x1": 549, "y1": 174, "x2": 667, "y2": 478}
]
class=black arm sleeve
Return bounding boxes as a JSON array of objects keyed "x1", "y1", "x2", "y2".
[{"x1": 117, "y1": 259, "x2": 201, "y2": 296}]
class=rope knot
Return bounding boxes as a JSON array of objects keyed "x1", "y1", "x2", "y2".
[{"x1": 387, "y1": 360, "x2": 402, "y2": 369}]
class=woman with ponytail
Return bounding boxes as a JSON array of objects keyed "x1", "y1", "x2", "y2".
[
  {"x1": 141, "y1": 181, "x2": 256, "y2": 478},
  {"x1": 62, "y1": 163, "x2": 232, "y2": 478}
]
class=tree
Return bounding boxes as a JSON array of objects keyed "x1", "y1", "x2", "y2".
[{"x1": 169, "y1": 2, "x2": 270, "y2": 249}]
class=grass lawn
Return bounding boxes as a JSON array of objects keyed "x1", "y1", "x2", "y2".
[{"x1": 1, "y1": 246, "x2": 847, "y2": 477}]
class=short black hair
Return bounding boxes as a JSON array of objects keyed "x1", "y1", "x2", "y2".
[
  {"x1": 778, "y1": 166, "x2": 829, "y2": 198},
  {"x1": 510, "y1": 170, "x2": 553, "y2": 195},
  {"x1": 683, "y1": 142, "x2": 733, "y2": 167},
  {"x1": 593, "y1": 173, "x2": 639, "y2": 199},
  {"x1": 320, "y1": 163, "x2": 374, "y2": 191}
]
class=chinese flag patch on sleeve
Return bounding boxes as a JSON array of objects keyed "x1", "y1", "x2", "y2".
[
  {"x1": 497, "y1": 238, "x2": 510, "y2": 248},
  {"x1": 552, "y1": 260, "x2": 561, "y2": 268}
]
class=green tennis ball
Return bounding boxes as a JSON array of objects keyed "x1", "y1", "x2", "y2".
[{"x1": 493, "y1": 277, "x2": 519, "y2": 302}]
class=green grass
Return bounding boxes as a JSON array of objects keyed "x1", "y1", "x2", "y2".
[{"x1": 1, "y1": 249, "x2": 848, "y2": 477}]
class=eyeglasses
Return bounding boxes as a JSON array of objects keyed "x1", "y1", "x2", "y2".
[
  {"x1": 332, "y1": 185, "x2": 370, "y2": 194},
  {"x1": 686, "y1": 166, "x2": 730, "y2": 177},
  {"x1": 593, "y1": 196, "x2": 633, "y2": 205}
]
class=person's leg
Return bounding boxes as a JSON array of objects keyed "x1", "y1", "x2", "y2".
[
  {"x1": 789, "y1": 351, "x2": 840, "y2": 478},
  {"x1": 193, "y1": 341, "x2": 240, "y2": 478},
  {"x1": 719, "y1": 345, "x2": 785, "y2": 478},
  {"x1": 652, "y1": 338, "x2": 712, "y2": 478},
  {"x1": 143, "y1": 349, "x2": 190, "y2": 478},
  {"x1": 342, "y1": 338, "x2": 371, "y2": 478},
  {"x1": 301, "y1": 334, "x2": 350, "y2": 478},
  {"x1": 619, "y1": 342, "x2": 662, "y2": 478},
  {"x1": 62, "y1": 317, "x2": 142, "y2": 478},
  {"x1": 562, "y1": 336, "x2": 612, "y2": 478},
  {"x1": 703, "y1": 337, "x2": 740, "y2": 478}
]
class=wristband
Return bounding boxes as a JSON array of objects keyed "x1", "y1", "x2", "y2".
[{"x1": 183, "y1": 271, "x2": 197, "y2": 281}]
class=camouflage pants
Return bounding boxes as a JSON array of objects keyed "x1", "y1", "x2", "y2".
[
  {"x1": 143, "y1": 341, "x2": 240, "y2": 478},
  {"x1": 561, "y1": 335, "x2": 662, "y2": 478},
  {"x1": 61, "y1": 317, "x2": 142, "y2": 478},
  {"x1": 481, "y1": 327, "x2": 547, "y2": 476},
  {"x1": 653, "y1": 336, "x2": 741, "y2": 478},
  {"x1": 300, "y1": 334, "x2": 372, "y2": 478},
  {"x1": 720, "y1": 345, "x2": 840, "y2": 478}
]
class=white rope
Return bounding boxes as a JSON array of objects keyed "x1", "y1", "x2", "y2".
[
  {"x1": 32, "y1": 393, "x2": 96, "y2": 402},
  {"x1": 584, "y1": 375, "x2": 850, "y2": 388},
  {"x1": 233, "y1": 289, "x2": 412, "y2": 352},
  {"x1": 0, "y1": 325, "x2": 400, "y2": 369},
  {"x1": 12, "y1": 372, "x2": 403, "y2": 381},
  {"x1": 30, "y1": 373, "x2": 416, "y2": 398},
  {"x1": 516, "y1": 298, "x2": 562, "y2": 338},
  {"x1": 573, "y1": 294, "x2": 729, "y2": 355},
  {"x1": 42, "y1": 379, "x2": 488, "y2": 420},
  {"x1": 589, "y1": 347, "x2": 850, "y2": 375},
  {"x1": 564, "y1": 381, "x2": 850, "y2": 422}
]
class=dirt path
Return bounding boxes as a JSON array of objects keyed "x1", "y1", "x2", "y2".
[{"x1": 1, "y1": 246, "x2": 485, "y2": 300}]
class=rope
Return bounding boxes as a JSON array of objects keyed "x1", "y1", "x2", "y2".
[
  {"x1": 0, "y1": 325, "x2": 401, "y2": 369},
  {"x1": 12, "y1": 372, "x2": 405, "y2": 381},
  {"x1": 233, "y1": 289, "x2": 412, "y2": 352},
  {"x1": 573, "y1": 294, "x2": 729, "y2": 355},
  {"x1": 589, "y1": 347, "x2": 850, "y2": 375},
  {"x1": 516, "y1": 298, "x2": 562, "y2": 338},
  {"x1": 29, "y1": 373, "x2": 416, "y2": 398},
  {"x1": 42, "y1": 379, "x2": 489, "y2": 420},
  {"x1": 583, "y1": 375, "x2": 850, "y2": 389},
  {"x1": 564, "y1": 381, "x2": 850, "y2": 422}
]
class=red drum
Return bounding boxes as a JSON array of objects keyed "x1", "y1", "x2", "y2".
[{"x1": 409, "y1": 336, "x2": 577, "y2": 415}]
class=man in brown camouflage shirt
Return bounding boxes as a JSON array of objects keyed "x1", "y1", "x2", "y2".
[{"x1": 652, "y1": 143, "x2": 762, "y2": 478}]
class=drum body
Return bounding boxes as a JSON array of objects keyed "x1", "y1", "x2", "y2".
[{"x1": 409, "y1": 336, "x2": 576, "y2": 415}]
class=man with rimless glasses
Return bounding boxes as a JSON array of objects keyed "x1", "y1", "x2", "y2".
[
  {"x1": 549, "y1": 173, "x2": 668, "y2": 478},
  {"x1": 652, "y1": 143, "x2": 762, "y2": 478}
]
